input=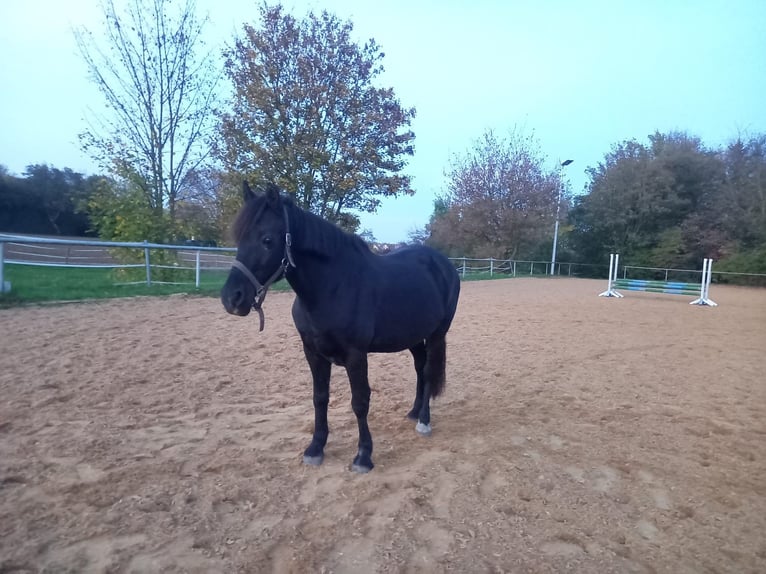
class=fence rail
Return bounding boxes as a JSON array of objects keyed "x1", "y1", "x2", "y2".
[
  {"x1": 448, "y1": 256, "x2": 766, "y2": 286},
  {"x1": 3, "y1": 235, "x2": 765, "y2": 296},
  {"x1": 621, "y1": 263, "x2": 766, "y2": 285},
  {"x1": 0, "y1": 234, "x2": 236, "y2": 292},
  {"x1": 448, "y1": 257, "x2": 579, "y2": 278}
]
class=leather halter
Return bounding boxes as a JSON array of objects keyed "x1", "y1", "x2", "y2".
[{"x1": 230, "y1": 204, "x2": 296, "y2": 332}]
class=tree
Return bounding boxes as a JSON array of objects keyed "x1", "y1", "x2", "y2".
[
  {"x1": 217, "y1": 3, "x2": 416, "y2": 232},
  {"x1": 173, "y1": 167, "x2": 230, "y2": 243},
  {"x1": 75, "y1": 0, "x2": 219, "y2": 234},
  {"x1": 85, "y1": 177, "x2": 173, "y2": 243},
  {"x1": 701, "y1": 134, "x2": 766, "y2": 275},
  {"x1": 22, "y1": 165, "x2": 92, "y2": 235},
  {"x1": 408, "y1": 197, "x2": 448, "y2": 245},
  {"x1": 0, "y1": 165, "x2": 95, "y2": 236},
  {"x1": 718, "y1": 135, "x2": 766, "y2": 249},
  {"x1": 428, "y1": 129, "x2": 561, "y2": 259},
  {"x1": 569, "y1": 138, "x2": 658, "y2": 264},
  {"x1": 569, "y1": 132, "x2": 724, "y2": 267}
]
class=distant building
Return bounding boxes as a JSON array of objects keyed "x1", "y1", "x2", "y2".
[{"x1": 368, "y1": 242, "x2": 407, "y2": 254}]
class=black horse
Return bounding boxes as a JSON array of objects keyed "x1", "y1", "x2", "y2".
[{"x1": 221, "y1": 182, "x2": 460, "y2": 473}]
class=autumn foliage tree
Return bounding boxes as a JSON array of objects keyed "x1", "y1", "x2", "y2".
[
  {"x1": 566, "y1": 131, "x2": 766, "y2": 274},
  {"x1": 217, "y1": 3, "x2": 416, "y2": 232},
  {"x1": 428, "y1": 129, "x2": 562, "y2": 259},
  {"x1": 716, "y1": 135, "x2": 766, "y2": 251}
]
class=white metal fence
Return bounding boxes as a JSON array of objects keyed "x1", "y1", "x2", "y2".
[
  {"x1": 0, "y1": 234, "x2": 236, "y2": 292},
  {"x1": 0, "y1": 237, "x2": 577, "y2": 294},
  {"x1": 3, "y1": 235, "x2": 764, "y2": 295},
  {"x1": 449, "y1": 256, "x2": 766, "y2": 285},
  {"x1": 619, "y1": 263, "x2": 766, "y2": 285},
  {"x1": 449, "y1": 257, "x2": 576, "y2": 278}
]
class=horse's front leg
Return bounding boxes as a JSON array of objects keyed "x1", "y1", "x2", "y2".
[
  {"x1": 302, "y1": 342, "x2": 331, "y2": 466},
  {"x1": 345, "y1": 351, "x2": 374, "y2": 473}
]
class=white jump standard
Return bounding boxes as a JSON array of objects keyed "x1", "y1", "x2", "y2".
[
  {"x1": 599, "y1": 253, "x2": 717, "y2": 306},
  {"x1": 598, "y1": 253, "x2": 624, "y2": 299}
]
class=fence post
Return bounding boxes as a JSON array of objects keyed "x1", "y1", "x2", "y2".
[
  {"x1": 144, "y1": 241, "x2": 152, "y2": 286},
  {"x1": 195, "y1": 250, "x2": 201, "y2": 288},
  {"x1": 490, "y1": 258, "x2": 494, "y2": 277},
  {"x1": 461, "y1": 257, "x2": 466, "y2": 278},
  {"x1": 0, "y1": 241, "x2": 8, "y2": 293}
]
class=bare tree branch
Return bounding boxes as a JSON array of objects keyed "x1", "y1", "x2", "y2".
[{"x1": 75, "y1": 0, "x2": 220, "y2": 224}]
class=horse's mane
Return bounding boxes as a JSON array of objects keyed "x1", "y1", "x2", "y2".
[
  {"x1": 232, "y1": 192, "x2": 370, "y2": 259},
  {"x1": 288, "y1": 200, "x2": 371, "y2": 259}
]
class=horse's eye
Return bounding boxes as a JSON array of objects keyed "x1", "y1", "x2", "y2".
[{"x1": 262, "y1": 236, "x2": 274, "y2": 248}]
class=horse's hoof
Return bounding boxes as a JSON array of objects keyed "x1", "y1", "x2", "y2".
[
  {"x1": 351, "y1": 453, "x2": 374, "y2": 473},
  {"x1": 303, "y1": 454, "x2": 324, "y2": 466},
  {"x1": 415, "y1": 422, "x2": 432, "y2": 436}
]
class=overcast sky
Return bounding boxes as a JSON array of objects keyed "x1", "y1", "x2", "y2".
[{"x1": 1, "y1": 0, "x2": 764, "y2": 242}]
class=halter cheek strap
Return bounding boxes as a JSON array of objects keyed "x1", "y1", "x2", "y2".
[
  {"x1": 283, "y1": 204, "x2": 296, "y2": 268},
  {"x1": 230, "y1": 204, "x2": 297, "y2": 332}
]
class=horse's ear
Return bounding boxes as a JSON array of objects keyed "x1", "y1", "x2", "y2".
[
  {"x1": 243, "y1": 181, "x2": 255, "y2": 202},
  {"x1": 265, "y1": 183, "x2": 281, "y2": 209}
]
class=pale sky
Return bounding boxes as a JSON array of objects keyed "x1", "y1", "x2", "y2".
[{"x1": 1, "y1": 0, "x2": 764, "y2": 242}]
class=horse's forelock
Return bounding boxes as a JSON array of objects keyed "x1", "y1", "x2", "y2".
[
  {"x1": 232, "y1": 192, "x2": 296, "y2": 243},
  {"x1": 232, "y1": 196, "x2": 267, "y2": 244}
]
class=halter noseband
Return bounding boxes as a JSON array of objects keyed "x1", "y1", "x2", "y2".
[{"x1": 230, "y1": 204, "x2": 296, "y2": 332}]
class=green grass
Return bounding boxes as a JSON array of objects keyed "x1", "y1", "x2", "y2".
[
  {"x1": 0, "y1": 263, "x2": 290, "y2": 307},
  {"x1": 459, "y1": 271, "x2": 515, "y2": 281}
]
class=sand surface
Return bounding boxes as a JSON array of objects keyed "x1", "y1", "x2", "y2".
[{"x1": 1, "y1": 278, "x2": 764, "y2": 573}]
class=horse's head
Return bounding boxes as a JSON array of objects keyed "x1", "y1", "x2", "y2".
[{"x1": 221, "y1": 181, "x2": 294, "y2": 325}]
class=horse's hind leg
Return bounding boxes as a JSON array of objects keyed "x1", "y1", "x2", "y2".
[
  {"x1": 407, "y1": 341, "x2": 426, "y2": 419},
  {"x1": 407, "y1": 341, "x2": 432, "y2": 435},
  {"x1": 302, "y1": 342, "x2": 331, "y2": 466},
  {"x1": 415, "y1": 332, "x2": 449, "y2": 436}
]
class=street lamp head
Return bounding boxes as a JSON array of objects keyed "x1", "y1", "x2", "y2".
[{"x1": 561, "y1": 159, "x2": 574, "y2": 167}]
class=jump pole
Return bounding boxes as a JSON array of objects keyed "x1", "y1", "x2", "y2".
[{"x1": 598, "y1": 253, "x2": 623, "y2": 298}]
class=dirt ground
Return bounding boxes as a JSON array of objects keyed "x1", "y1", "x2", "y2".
[{"x1": 1, "y1": 278, "x2": 764, "y2": 574}]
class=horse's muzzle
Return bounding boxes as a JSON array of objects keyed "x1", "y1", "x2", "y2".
[
  {"x1": 221, "y1": 288, "x2": 268, "y2": 331},
  {"x1": 220, "y1": 283, "x2": 253, "y2": 317}
]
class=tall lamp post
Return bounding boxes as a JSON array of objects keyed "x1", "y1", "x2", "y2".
[{"x1": 550, "y1": 159, "x2": 573, "y2": 275}]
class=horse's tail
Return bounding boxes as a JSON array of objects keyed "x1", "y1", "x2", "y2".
[
  {"x1": 425, "y1": 253, "x2": 460, "y2": 399},
  {"x1": 425, "y1": 333, "x2": 447, "y2": 398}
]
